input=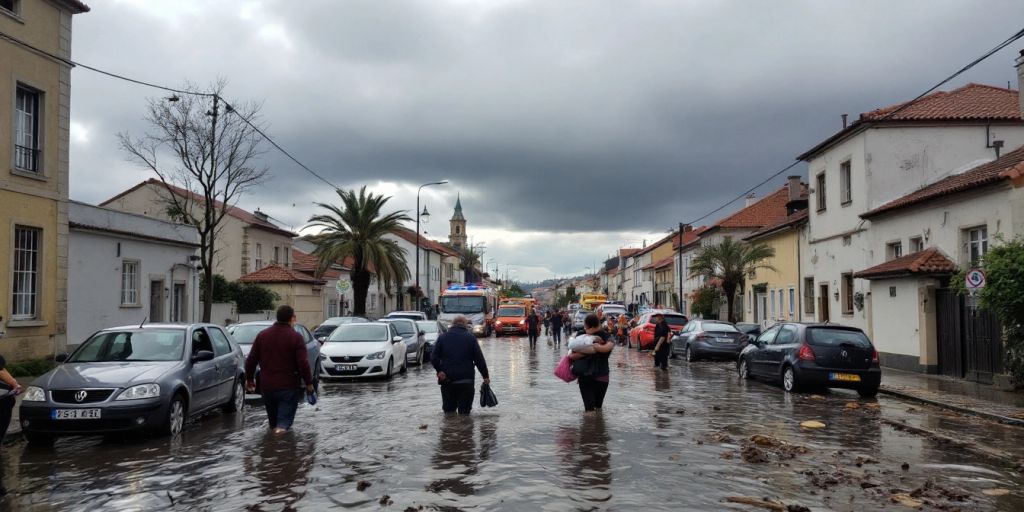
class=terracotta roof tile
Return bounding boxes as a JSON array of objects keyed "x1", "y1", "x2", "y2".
[
  {"x1": 854, "y1": 248, "x2": 958, "y2": 280},
  {"x1": 712, "y1": 185, "x2": 804, "y2": 230},
  {"x1": 101, "y1": 179, "x2": 297, "y2": 237},
  {"x1": 619, "y1": 248, "x2": 641, "y2": 258},
  {"x1": 861, "y1": 84, "x2": 1020, "y2": 122},
  {"x1": 744, "y1": 209, "x2": 809, "y2": 241},
  {"x1": 390, "y1": 227, "x2": 461, "y2": 257},
  {"x1": 641, "y1": 255, "x2": 675, "y2": 271},
  {"x1": 862, "y1": 145, "x2": 1024, "y2": 219},
  {"x1": 239, "y1": 265, "x2": 325, "y2": 284}
]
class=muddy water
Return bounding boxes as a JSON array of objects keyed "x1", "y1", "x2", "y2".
[{"x1": 3, "y1": 336, "x2": 1024, "y2": 511}]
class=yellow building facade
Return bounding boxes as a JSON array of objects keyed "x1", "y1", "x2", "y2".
[
  {"x1": 0, "y1": 0, "x2": 89, "y2": 360},
  {"x1": 742, "y1": 212, "x2": 807, "y2": 327}
]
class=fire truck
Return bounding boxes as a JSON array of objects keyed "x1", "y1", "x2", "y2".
[{"x1": 439, "y1": 284, "x2": 497, "y2": 337}]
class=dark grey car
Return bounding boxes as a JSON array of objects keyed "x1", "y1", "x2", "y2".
[
  {"x1": 19, "y1": 324, "x2": 246, "y2": 444},
  {"x1": 672, "y1": 320, "x2": 745, "y2": 361},
  {"x1": 227, "y1": 321, "x2": 321, "y2": 395},
  {"x1": 381, "y1": 318, "x2": 427, "y2": 365}
]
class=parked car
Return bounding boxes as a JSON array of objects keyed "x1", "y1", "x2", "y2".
[
  {"x1": 380, "y1": 318, "x2": 428, "y2": 365},
  {"x1": 226, "y1": 321, "x2": 321, "y2": 395},
  {"x1": 571, "y1": 311, "x2": 588, "y2": 331},
  {"x1": 312, "y1": 316, "x2": 370, "y2": 343},
  {"x1": 735, "y1": 322, "x2": 762, "y2": 342},
  {"x1": 737, "y1": 322, "x2": 881, "y2": 397},
  {"x1": 417, "y1": 320, "x2": 447, "y2": 359},
  {"x1": 319, "y1": 322, "x2": 408, "y2": 379},
  {"x1": 629, "y1": 311, "x2": 688, "y2": 350},
  {"x1": 672, "y1": 320, "x2": 745, "y2": 361},
  {"x1": 385, "y1": 311, "x2": 428, "y2": 321},
  {"x1": 596, "y1": 303, "x2": 627, "y2": 320},
  {"x1": 19, "y1": 323, "x2": 246, "y2": 444}
]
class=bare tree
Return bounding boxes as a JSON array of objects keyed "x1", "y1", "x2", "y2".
[{"x1": 119, "y1": 81, "x2": 268, "y2": 322}]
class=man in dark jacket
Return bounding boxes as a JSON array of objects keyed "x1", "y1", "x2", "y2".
[
  {"x1": 431, "y1": 315, "x2": 490, "y2": 415},
  {"x1": 651, "y1": 312, "x2": 671, "y2": 370},
  {"x1": 549, "y1": 310, "x2": 564, "y2": 345},
  {"x1": 245, "y1": 305, "x2": 314, "y2": 433},
  {"x1": 526, "y1": 310, "x2": 540, "y2": 348}
]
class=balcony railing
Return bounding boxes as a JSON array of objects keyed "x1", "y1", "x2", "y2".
[{"x1": 15, "y1": 145, "x2": 40, "y2": 172}]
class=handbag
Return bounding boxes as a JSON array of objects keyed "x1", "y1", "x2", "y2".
[
  {"x1": 571, "y1": 356, "x2": 596, "y2": 378},
  {"x1": 554, "y1": 355, "x2": 576, "y2": 383},
  {"x1": 480, "y1": 383, "x2": 498, "y2": 408}
]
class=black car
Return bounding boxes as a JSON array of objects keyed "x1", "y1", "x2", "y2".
[
  {"x1": 737, "y1": 322, "x2": 881, "y2": 397},
  {"x1": 312, "y1": 316, "x2": 370, "y2": 343},
  {"x1": 672, "y1": 320, "x2": 745, "y2": 361}
]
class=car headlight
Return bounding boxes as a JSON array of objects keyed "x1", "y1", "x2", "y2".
[
  {"x1": 519, "y1": 319, "x2": 525, "y2": 325},
  {"x1": 115, "y1": 383, "x2": 161, "y2": 401},
  {"x1": 366, "y1": 351, "x2": 386, "y2": 360},
  {"x1": 22, "y1": 386, "x2": 45, "y2": 402}
]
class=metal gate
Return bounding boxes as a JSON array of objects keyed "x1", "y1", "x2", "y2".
[{"x1": 935, "y1": 289, "x2": 1004, "y2": 383}]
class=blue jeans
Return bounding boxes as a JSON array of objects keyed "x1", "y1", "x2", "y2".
[{"x1": 263, "y1": 388, "x2": 302, "y2": 430}]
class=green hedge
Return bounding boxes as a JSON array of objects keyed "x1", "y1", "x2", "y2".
[{"x1": 7, "y1": 357, "x2": 57, "y2": 378}]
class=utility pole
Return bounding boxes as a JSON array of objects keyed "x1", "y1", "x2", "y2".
[
  {"x1": 201, "y1": 94, "x2": 219, "y2": 323},
  {"x1": 678, "y1": 222, "x2": 684, "y2": 313}
]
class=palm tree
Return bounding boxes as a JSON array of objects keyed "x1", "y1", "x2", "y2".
[
  {"x1": 688, "y1": 238, "x2": 776, "y2": 322},
  {"x1": 459, "y1": 247, "x2": 482, "y2": 282},
  {"x1": 307, "y1": 187, "x2": 412, "y2": 316}
]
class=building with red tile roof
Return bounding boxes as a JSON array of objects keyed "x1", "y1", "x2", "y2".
[
  {"x1": 238, "y1": 265, "x2": 327, "y2": 327},
  {"x1": 854, "y1": 248, "x2": 958, "y2": 280}
]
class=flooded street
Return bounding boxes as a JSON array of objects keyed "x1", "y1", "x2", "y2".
[{"x1": 4, "y1": 336, "x2": 1024, "y2": 511}]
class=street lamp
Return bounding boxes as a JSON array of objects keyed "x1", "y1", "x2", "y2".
[{"x1": 416, "y1": 181, "x2": 447, "y2": 305}]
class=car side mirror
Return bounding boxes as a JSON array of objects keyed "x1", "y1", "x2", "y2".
[
  {"x1": 54, "y1": 353, "x2": 69, "y2": 363},
  {"x1": 192, "y1": 350, "x2": 215, "y2": 363},
  {"x1": 392, "y1": 336, "x2": 403, "y2": 344}
]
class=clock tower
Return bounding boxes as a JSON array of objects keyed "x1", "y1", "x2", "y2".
[{"x1": 449, "y1": 194, "x2": 467, "y2": 251}]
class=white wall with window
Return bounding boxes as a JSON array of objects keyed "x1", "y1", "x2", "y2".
[{"x1": 68, "y1": 202, "x2": 200, "y2": 347}]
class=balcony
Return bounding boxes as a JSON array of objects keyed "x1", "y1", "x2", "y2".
[{"x1": 15, "y1": 145, "x2": 40, "y2": 172}]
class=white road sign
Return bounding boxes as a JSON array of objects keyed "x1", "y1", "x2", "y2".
[{"x1": 965, "y1": 269, "x2": 986, "y2": 290}]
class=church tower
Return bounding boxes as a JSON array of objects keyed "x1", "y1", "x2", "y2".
[{"x1": 449, "y1": 194, "x2": 467, "y2": 251}]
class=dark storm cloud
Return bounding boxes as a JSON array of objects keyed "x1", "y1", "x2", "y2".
[{"x1": 70, "y1": 0, "x2": 1024, "y2": 238}]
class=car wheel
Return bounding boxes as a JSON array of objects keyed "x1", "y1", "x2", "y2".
[
  {"x1": 24, "y1": 431, "x2": 54, "y2": 446},
  {"x1": 684, "y1": 345, "x2": 695, "y2": 362},
  {"x1": 857, "y1": 386, "x2": 879, "y2": 398},
  {"x1": 738, "y1": 358, "x2": 751, "y2": 380},
  {"x1": 385, "y1": 358, "x2": 394, "y2": 379},
  {"x1": 222, "y1": 378, "x2": 244, "y2": 413},
  {"x1": 164, "y1": 395, "x2": 187, "y2": 436},
  {"x1": 400, "y1": 356, "x2": 408, "y2": 374},
  {"x1": 782, "y1": 366, "x2": 799, "y2": 393}
]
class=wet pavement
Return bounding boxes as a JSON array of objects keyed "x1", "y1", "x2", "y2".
[{"x1": 3, "y1": 336, "x2": 1024, "y2": 511}]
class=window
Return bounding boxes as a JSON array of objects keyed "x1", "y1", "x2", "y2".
[
  {"x1": 776, "y1": 325, "x2": 798, "y2": 345},
  {"x1": 770, "y1": 289, "x2": 776, "y2": 318},
  {"x1": 15, "y1": 85, "x2": 41, "y2": 172},
  {"x1": 778, "y1": 289, "x2": 785, "y2": 319},
  {"x1": 804, "y1": 277, "x2": 815, "y2": 314},
  {"x1": 208, "y1": 328, "x2": 232, "y2": 357},
  {"x1": 0, "y1": 1, "x2": 19, "y2": 14},
  {"x1": 757, "y1": 325, "x2": 780, "y2": 345},
  {"x1": 284, "y1": 249, "x2": 290, "y2": 267},
  {"x1": 12, "y1": 226, "x2": 40, "y2": 320},
  {"x1": 328, "y1": 299, "x2": 339, "y2": 317},
  {"x1": 841, "y1": 273, "x2": 854, "y2": 315},
  {"x1": 910, "y1": 236, "x2": 924, "y2": 253},
  {"x1": 789, "y1": 288, "x2": 795, "y2": 317},
  {"x1": 839, "y1": 160, "x2": 852, "y2": 205},
  {"x1": 965, "y1": 226, "x2": 988, "y2": 266},
  {"x1": 886, "y1": 241, "x2": 903, "y2": 261},
  {"x1": 273, "y1": 246, "x2": 280, "y2": 264},
  {"x1": 121, "y1": 260, "x2": 140, "y2": 306},
  {"x1": 815, "y1": 171, "x2": 827, "y2": 211},
  {"x1": 370, "y1": 294, "x2": 377, "y2": 311},
  {"x1": 255, "y1": 243, "x2": 263, "y2": 269}
]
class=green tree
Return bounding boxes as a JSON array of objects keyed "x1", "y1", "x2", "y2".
[
  {"x1": 504, "y1": 283, "x2": 526, "y2": 298},
  {"x1": 200, "y1": 274, "x2": 240, "y2": 303},
  {"x1": 307, "y1": 187, "x2": 412, "y2": 316},
  {"x1": 955, "y1": 236, "x2": 1024, "y2": 381},
  {"x1": 234, "y1": 283, "x2": 279, "y2": 314},
  {"x1": 690, "y1": 286, "x2": 721, "y2": 318},
  {"x1": 689, "y1": 239, "x2": 776, "y2": 322},
  {"x1": 460, "y1": 247, "x2": 482, "y2": 282}
]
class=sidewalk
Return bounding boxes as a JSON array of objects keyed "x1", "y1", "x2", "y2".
[{"x1": 880, "y1": 368, "x2": 1024, "y2": 426}]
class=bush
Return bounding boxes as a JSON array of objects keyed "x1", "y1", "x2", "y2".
[
  {"x1": 690, "y1": 286, "x2": 721, "y2": 318},
  {"x1": 7, "y1": 357, "x2": 57, "y2": 378},
  {"x1": 200, "y1": 274, "x2": 240, "y2": 303},
  {"x1": 234, "y1": 283, "x2": 280, "y2": 314},
  {"x1": 955, "y1": 236, "x2": 1024, "y2": 382}
]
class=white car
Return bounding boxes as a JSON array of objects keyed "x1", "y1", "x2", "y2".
[
  {"x1": 385, "y1": 311, "x2": 428, "y2": 321},
  {"x1": 319, "y1": 323, "x2": 408, "y2": 379}
]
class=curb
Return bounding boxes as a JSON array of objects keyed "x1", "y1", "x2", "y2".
[{"x1": 879, "y1": 386, "x2": 1024, "y2": 428}]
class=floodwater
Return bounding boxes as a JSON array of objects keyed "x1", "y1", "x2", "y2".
[{"x1": 3, "y1": 335, "x2": 1024, "y2": 511}]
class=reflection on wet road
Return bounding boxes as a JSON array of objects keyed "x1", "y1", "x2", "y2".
[{"x1": 3, "y1": 336, "x2": 1024, "y2": 510}]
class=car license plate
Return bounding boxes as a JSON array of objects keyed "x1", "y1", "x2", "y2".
[
  {"x1": 51, "y1": 409, "x2": 102, "y2": 420},
  {"x1": 335, "y1": 364, "x2": 357, "y2": 371},
  {"x1": 829, "y1": 372, "x2": 861, "y2": 382}
]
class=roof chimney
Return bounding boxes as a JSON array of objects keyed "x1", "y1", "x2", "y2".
[
  {"x1": 785, "y1": 175, "x2": 808, "y2": 216},
  {"x1": 744, "y1": 193, "x2": 757, "y2": 207},
  {"x1": 253, "y1": 209, "x2": 269, "y2": 222},
  {"x1": 787, "y1": 175, "x2": 801, "y2": 203},
  {"x1": 1017, "y1": 50, "x2": 1024, "y2": 119}
]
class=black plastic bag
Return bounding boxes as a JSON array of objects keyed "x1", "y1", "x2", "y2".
[{"x1": 480, "y1": 383, "x2": 498, "y2": 408}]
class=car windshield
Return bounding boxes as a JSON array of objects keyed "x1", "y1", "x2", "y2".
[
  {"x1": 665, "y1": 315, "x2": 688, "y2": 326},
  {"x1": 70, "y1": 329, "x2": 185, "y2": 362},
  {"x1": 313, "y1": 325, "x2": 339, "y2": 337},
  {"x1": 703, "y1": 323, "x2": 739, "y2": 333},
  {"x1": 385, "y1": 321, "x2": 415, "y2": 335},
  {"x1": 807, "y1": 328, "x2": 872, "y2": 348},
  {"x1": 388, "y1": 314, "x2": 422, "y2": 320},
  {"x1": 603, "y1": 307, "x2": 626, "y2": 315},
  {"x1": 499, "y1": 307, "x2": 525, "y2": 317},
  {"x1": 441, "y1": 296, "x2": 486, "y2": 314},
  {"x1": 228, "y1": 324, "x2": 307, "y2": 344},
  {"x1": 417, "y1": 321, "x2": 439, "y2": 333},
  {"x1": 329, "y1": 324, "x2": 390, "y2": 342}
]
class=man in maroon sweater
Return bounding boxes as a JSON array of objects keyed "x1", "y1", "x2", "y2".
[{"x1": 245, "y1": 305, "x2": 314, "y2": 433}]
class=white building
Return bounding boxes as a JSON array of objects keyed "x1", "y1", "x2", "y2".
[
  {"x1": 68, "y1": 201, "x2": 200, "y2": 345},
  {"x1": 797, "y1": 81, "x2": 1024, "y2": 376}
]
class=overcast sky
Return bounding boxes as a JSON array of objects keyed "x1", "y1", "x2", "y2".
[{"x1": 69, "y1": 0, "x2": 1024, "y2": 282}]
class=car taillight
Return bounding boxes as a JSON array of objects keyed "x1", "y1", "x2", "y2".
[
  {"x1": 797, "y1": 344, "x2": 815, "y2": 361},
  {"x1": 694, "y1": 331, "x2": 708, "y2": 340},
  {"x1": 872, "y1": 349, "x2": 879, "y2": 364}
]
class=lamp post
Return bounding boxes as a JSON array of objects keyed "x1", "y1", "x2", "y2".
[{"x1": 416, "y1": 181, "x2": 447, "y2": 306}]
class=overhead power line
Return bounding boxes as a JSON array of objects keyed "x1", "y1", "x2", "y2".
[
  {"x1": 684, "y1": 25, "x2": 1024, "y2": 227},
  {"x1": 0, "y1": 29, "x2": 340, "y2": 190}
]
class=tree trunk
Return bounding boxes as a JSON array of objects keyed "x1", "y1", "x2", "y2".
[
  {"x1": 724, "y1": 282, "x2": 738, "y2": 323},
  {"x1": 202, "y1": 232, "x2": 214, "y2": 322},
  {"x1": 352, "y1": 270, "x2": 371, "y2": 316}
]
